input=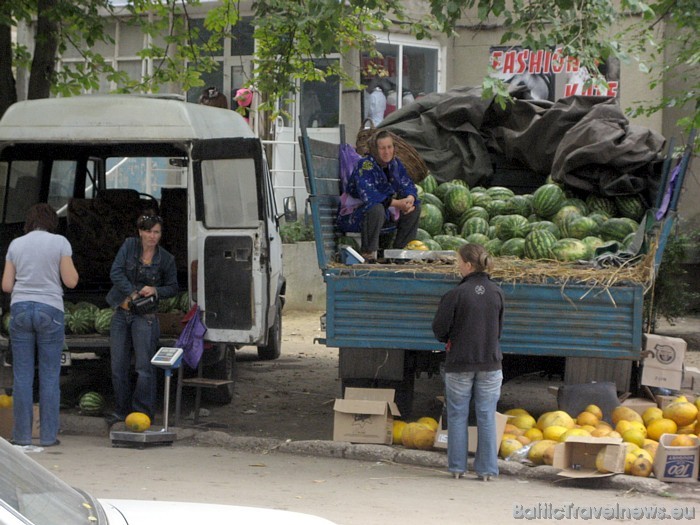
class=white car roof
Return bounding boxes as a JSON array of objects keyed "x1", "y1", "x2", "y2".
[{"x1": 0, "y1": 95, "x2": 256, "y2": 143}]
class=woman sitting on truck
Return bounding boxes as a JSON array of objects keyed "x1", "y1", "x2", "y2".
[
  {"x1": 337, "y1": 130, "x2": 421, "y2": 262},
  {"x1": 105, "y1": 212, "x2": 178, "y2": 426}
]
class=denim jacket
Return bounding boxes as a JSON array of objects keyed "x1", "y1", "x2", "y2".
[{"x1": 106, "y1": 237, "x2": 179, "y2": 308}]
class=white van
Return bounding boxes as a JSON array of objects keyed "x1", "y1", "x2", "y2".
[{"x1": 0, "y1": 95, "x2": 285, "y2": 403}]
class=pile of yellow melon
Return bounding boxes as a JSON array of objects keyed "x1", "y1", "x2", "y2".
[
  {"x1": 499, "y1": 396, "x2": 700, "y2": 477},
  {"x1": 393, "y1": 416, "x2": 439, "y2": 450}
]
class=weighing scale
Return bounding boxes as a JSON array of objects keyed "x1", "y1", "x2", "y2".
[{"x1": 110, "y1": 347, "x2": 183, "y2": 448}]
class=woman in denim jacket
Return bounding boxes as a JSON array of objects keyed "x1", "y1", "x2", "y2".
[{"x1": 105, "y1": 213, "x2": 178, "y2": 425}]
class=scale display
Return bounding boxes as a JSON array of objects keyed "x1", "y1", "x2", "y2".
[{"x1": 151, "y1": 347, "x2": 183, "y2": 368}]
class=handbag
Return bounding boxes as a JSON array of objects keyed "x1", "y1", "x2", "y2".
[{"x1": 130, "y1": 295, "x2": 157, "y2": 315}]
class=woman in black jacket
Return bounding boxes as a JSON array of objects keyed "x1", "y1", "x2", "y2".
[{"x1": 432, "y1": 243, "x2": 504, "y2": 480}]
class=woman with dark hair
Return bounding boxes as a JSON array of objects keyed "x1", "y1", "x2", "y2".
[
  {"x1": 432, "y1": 243, "x2": 504, "y2": 481},
  {"x1": 2, "y1": 203, "x2": 79, "y2": 447},
  {"x1": 337, "y1": 130, "x2": 420, "y2": 261},
  {"x1": 198, "y1": 86, "x2": 229, "y2": 109},
  {"x1": 105, "y1": 211, "x2": 178, "y2": 426}
]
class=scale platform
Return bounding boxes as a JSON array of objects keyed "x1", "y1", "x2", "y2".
[{"x1": 110, "y1": 429, "x2": 176, "y2": 449}]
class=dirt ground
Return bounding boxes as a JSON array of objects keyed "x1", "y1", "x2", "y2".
[{"x1": 168, "y1": 310, "x2": 700, "y2": 442}]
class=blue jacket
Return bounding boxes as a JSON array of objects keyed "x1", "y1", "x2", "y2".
[{"x1": 106, "y1": 237, "x2": 178, "y2": 308}]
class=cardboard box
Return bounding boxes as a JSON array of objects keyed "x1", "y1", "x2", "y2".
[
  {"x1": 682, "y1": 366, "x2": 700, "y2": 390},
  {"x1": 553, "y1": 436, "x2": 626, "y2": 478},
  {"x1": 156, "y1": 312, "x2": 184, "y2": 337},
  {"x1": 620, "y1": 397, "x2": 658, "y2": 416},
  {"x1": 433, "y1": 405, "x2": 509, "y2": 453},
  {"x1": 652, "y1": 434, "x2": 700, "y2": 483},
  {"x1": 641, "y1": 334, "x2": 687, "y2": 390},
  {"x1": 0, "y1": 406, "x2": 12, "y2": 439},
  {"x1": 333, "y1": 388, "x2": 400, "y2": 444}
]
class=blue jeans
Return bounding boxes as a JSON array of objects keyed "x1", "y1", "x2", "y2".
[
  {"x1": 445, "y1": 369, "x2": 503, "y2": 476},
  {"x1": 110, "y1": 309, "x2": 160, "y2": 419},
  {"x1": 10, "y1": 301, "x2": 64, "y2": 446}
]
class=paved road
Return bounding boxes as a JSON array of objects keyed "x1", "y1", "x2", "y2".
[{"x1": 28, "y1": 434, "x2": 700, "y2": 525}]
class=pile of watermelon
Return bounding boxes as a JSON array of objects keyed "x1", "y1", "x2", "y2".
[
  {"x1": 414, "y1": 173, "x2": 646, "y2": 262},
  {"x1": 63, "y1": 291, "x2": 190, "y2": 335}
]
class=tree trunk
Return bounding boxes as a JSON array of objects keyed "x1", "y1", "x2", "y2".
[
  {"x1": 27, "y1": 0, "x2": 60, "y2": 100},
  {"x1": 0, "y1": 23, "x2": 17, "y2": 118}
]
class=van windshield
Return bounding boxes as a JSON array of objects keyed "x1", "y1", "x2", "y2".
[{"x1": 200, "y1": 158, "x2": 259, "y2": 228}]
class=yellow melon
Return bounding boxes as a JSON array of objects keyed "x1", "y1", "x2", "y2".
[
  {"x1": 590, "y1": 426, "x2": 612, "y2": 438},
  {"x1": 510, "y1": 414, "x2": 536, "y2": 430},
  {"x1": 538, "y1": 411, "x2": 575, "y2": 430},
  {"x1": 524, "y1": 427, "x2": 543, "y2": 442},
  {"x1": 412, "y1": 426, "x2": 436, "y2": 450},
  {"x1": 642, "y1": 406, "x2": 663, "y2": 425},
  {"x1": 402, "y1": 422, "x2": 433, "y2": 449},
  {"x1": 611, "y1": 406, "x2": 643, "y2": 425},
  {"x1": 559, "y1": 428, "x2": 591, "y2": 442},
  {"x1": 677, "y1": 423, "x2": 697, "y2": 435},
  {"x1": 125, "y1": 412, "x2": 151, "y2": 432},
  {"x1": 630, "y1": 456, "x2": 653, "y2": 477},
  {"x1": 503, "y1": 423, "x2": 524, "y2": 436},
  {"x1": 504, "y1": 408, "x2": 531, "y2": 417},
  {"x1": 584, "y1": 404, "x2": 603, "y2": 421},
  {"x1": 576, "y1": 411, "x2": 599, "y2": 427},
  {"x1": 542, "y1": 425, "x2": 568, "y2": 442},
  {"x1": 642, "y1": 441, "x2": 659, "y2": 459},
  {"x1": 0, "y1": 394, "x2": 12, "y2": 408},
  {"x1": 670, "y1": 434, "x2": 697, "y2": 447},
  {"x1": 392, "y1": 420, "x2": 407, "y2": 445},
  {"x1": 624, "y1": 452, "x2": 638, "y2": 474},
  {"x1": 516, "y1": 435, "x2": 531, "y2": 446},
  {"x1": 416, "y1": 417, "x2": 439, "y2": 432},
  {"x1": 499, "y1": 438, "x2": 523, "y2": 459},
  {"x1": 663, "y1": 402, "x2": 698, "y2": 427},
  {"x1": 596, "y1": 448, "x2": 611, "y2": 473},
  {"x1": 542, "y1": 443, "x2": 556, "y2": 466},
  {"x1": 646, "y1": 418, "x2": 678, "y2": 441},
  {"x1": 615, "y1": 419, "x2": 634, "y2": 435},
  {"x1": 621, "y1": 429, "x2": 645, "y2": 448},
  {"x1": 528, "y1": 439, "x2": 557, "y2": 465}
]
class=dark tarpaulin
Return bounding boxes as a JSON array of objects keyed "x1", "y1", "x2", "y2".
[{"x1": 378, "y1": 86, "x2": 665, "y2": 198}]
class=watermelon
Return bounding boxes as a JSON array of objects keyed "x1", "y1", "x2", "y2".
[
  {"x1": 421, "y1": 193, "x2": 445, "y2": 214},
  {"x1": 551, "y1": 238, "x2": 589, "y2": 262},
  {"x1": 74, "y1": 301, "x2": 99, "y2": 314},
  {"x1": 486, "y1": 186, "x2": 515, "y2": 201},
  {"x1": 337, "y1": 235, "x2": 360, "y2": 251},
  {"x1": 505, "y1": 195, "x2": 533, "y2": 217},
  {"x1": 434, "y1": 182, "x2": 457, "y2": 201},
  {"x1": 442, "y1": 222, "x2": 459, "y2": 236},
  {"x1": 552, "y1": 205, "x2": 583, "y2": 238},
  {"x1": 434, "y1": 234, "x2": 468, "y2": 251},
  {"x1": 471, "y1": 186, "x2": 487, "y2": 193},
  {"x1": 471, "y1": 192, "x2": 492, "y2": 209},
  {"x1": 566, "y1": 216, "x2": 599, "y2": 240},
  {"x1": 528, "y1": 220, "x2": 561, "y2": 239},
  {"x1": 532, "y1": 184, "x2": 566, "y2": 218},
  {"x1": 444, "y1": 185, "x2": 473, "y2": 219},
  {"x1": 451, "y1": 179, "x2": 469, "y2": 188},
  {"x1": 63, "y1": 301, "x2": 76, "y2": 313},
  {"x1": 487, "y1": 225, "x2": 497, "y2": 239},
  {"x1": 499, "y1": 238, "x2": 526, "y2": 257},
  {"x1": 581, "y1": 236, "x2": 607, "y2": 259},
  {"x1": 495, "y1": 214, "x2": 530, "y2": 240},
  {"x1": 599, "y1": 217, "x2": 638, "y2": 242},
  {"x1": 79, "y1": 391, "x2": 105, "y2": 416},
  {"x1": 178, "y1": 291, "x2": 190, "y2": 312},
  {"x1": 158, "y1": 295, "x2": 179, "y2": 313},
  {"x1": 484, "y1": 238, "x2": 503, "y2": 256},
  {"x1": 419, "y1": 203, "x2": 444, "y2": 236},
  {"x1": 419, "y1": 173, "x2": 438, "y2": 194},
  {"x1": 485, "y1": 199, "x2": 509, "y2": 218},
  {"x1": 489, "y1": 215, "x2": 508, "y2": 227},
  {"x1": 458, "y1": 206, "x2": 490, "y2": 227},
  {"x1": 587, "y1": 211, "x2": 610, "y2": 228},
  {"x1": 561, "y1": 198, "x2": 588, "y2": 216},
  {"x1": 586, "y1": 195, "x2": 617, "y2": 217},
  {"x1": 523, "y1": 229, "x2": 557, "y2": 260},
  {"x1": 415, "y1": 184, "x2": 424, "y2": 199},
  {"x1": 465, "y1": 233, "x2": 490, "y2": 246},
  {"x1": 461, "y1": 217, "x2": 489, "y2": 237},
  {"x1": 1, "y1": 312, "x2": 9, "y2": 334},
  {"x1": 423, "y1": 239, "x2": 443, "y2": 251},
  {"x1": 415, "y1": 228, "x2": 432, "y2": 242},
  {"x1": 621, "y1": 232, "x2": 637, "y2": 250},
  {"x1": 614, "y1": 195, "x2": 646, "y2": 221},
  {"x1": 67, "y1": 308, "x2": 94, "y2": 334},
  {"x1": 94, "y1": 308, "x2": 113, "y2": 335}
]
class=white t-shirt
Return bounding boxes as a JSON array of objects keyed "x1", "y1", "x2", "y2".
[
  {"x1": 7, "y1": 230, "x2": 72, "y2": 311},
  {"x1": 367, "y1": 88, "x2": 387, "y2": 127}
]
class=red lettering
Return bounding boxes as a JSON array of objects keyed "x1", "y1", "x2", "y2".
[
  {"x1": 564, "y1": 83, "x2": 579, "y2": 97},
  {"x1": 566, "y1": 57, "x2": 580, "y2": 73},
  {"x1": 606, "y1": 81, "x2": 618, "y2": 97},
  {"x1": 491, "y1": 50, "x2": 503, "y2": 71},
  {"x1": 551, "y1": 49, "x2": 564, "y2": 74},
  {"x1": 502, "y1": 50, "x2": 517, "y2": 74},
  {"x1": 542, "y1": 50, "x2": 552, "y2": 74},
  {"x1": 516, "y1": 50, "x2": 529, "y2": 74},
  {"x1": 528, "y1": 50, "x2": 544, "y2": 74}
]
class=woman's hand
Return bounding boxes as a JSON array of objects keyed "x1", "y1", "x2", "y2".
[
  {"x1": 393, "y1": 196, "x2": 415, "y2": 214},
  {"x1": 138, "y1": 286, "x2": 157, "y2": 298}
]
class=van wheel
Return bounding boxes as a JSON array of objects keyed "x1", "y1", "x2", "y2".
[
  {"x1": 203, "y1": 344, "x2": 235, "y2": 404},
  {"x1": 257, "y1": 300, "x2": 282, "y2": 361}
]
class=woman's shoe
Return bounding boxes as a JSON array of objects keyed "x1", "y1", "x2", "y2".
[
  {"x1": 41, "y1": 439, "x2": 61, "y2": 447},
  {"x1": 451, "y1": 472, "x2": 464, "y2": 480},
  {"x1": 477, "y1": 474, "x2": 493, "y2": 482}
]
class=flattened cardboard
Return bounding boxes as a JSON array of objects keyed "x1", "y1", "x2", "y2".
[
  {"x1": 656, "y1": 394, "x2": 696, "y2": 410},
  {"x1": 620, "y1": 397, "x2": 657, "y2": 416},
  {"x1": 641, "y1": 334, "x2": 687, "y2": 390},
  {"x1": 652, "y1": 434, "x2": 699, "y2": 483},
  {"x1": 0, "y1": 407, "x2": 12, "y2": 439},
  {"x1": 553, "y1": 436, "x2": 625, "y2": 478},
  {"x1": 333, "y1": 388, "x2": 400, "y2": 444}
]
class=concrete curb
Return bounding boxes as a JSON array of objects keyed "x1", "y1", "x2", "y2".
[{"x1": 60, "y1": 415, "x2": 700, "y2": 501}]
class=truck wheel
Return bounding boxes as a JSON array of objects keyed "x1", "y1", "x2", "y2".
[
  {"x1": 203, "y1": 344, "x2": 235, "y2": 404},
  {"x1": 257, "y1": 300, "x2": 282, "y2": 361}
]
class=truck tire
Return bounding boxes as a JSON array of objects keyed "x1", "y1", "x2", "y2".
[
  {"x1": 257, "y1": 300, "x2": 282, "y2": 361},
  {"x1": 203, "y1": 344, "x2": 235, "y2": 404}
]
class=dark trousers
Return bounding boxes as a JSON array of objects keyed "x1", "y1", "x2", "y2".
[{"x1": 361, "y1": 202, "x2": 421, "y2": 254}]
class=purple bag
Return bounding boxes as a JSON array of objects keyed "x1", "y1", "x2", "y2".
[
  {"x1": 175, "y1": 305, "x2": 208, "y2": 369},
  {"x1": 339, "y1": 144, "x2": 363, "y2": 216}
]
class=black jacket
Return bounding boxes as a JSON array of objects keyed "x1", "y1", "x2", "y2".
[{"x1": 432, "y1": 271, "x2": 504, "y2": 373}]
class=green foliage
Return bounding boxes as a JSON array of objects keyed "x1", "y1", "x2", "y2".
[
  {"x1": 280, "y1": 220, "x2": 314, "y2": 244},
  {"x1": 645, "y1": 229, "x2": 700, "y2": 329}
]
